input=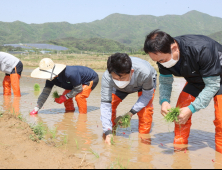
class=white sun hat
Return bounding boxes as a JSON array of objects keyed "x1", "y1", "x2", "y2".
[{"x1": 31, "y1": 58, "x2": 66, "y2": 80}]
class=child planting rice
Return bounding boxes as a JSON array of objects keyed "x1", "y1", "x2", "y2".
[
  {"x1": 34, "y1": 83, "x2": 40, "y2": 91},
  {"x1": 164, "y1": 107, "x2": 180, "y2": 123}
]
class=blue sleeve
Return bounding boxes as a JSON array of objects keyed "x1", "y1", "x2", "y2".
[
  {"x1": 188, "y1": 76, "x2": 220, "y2": 113},
  {"x1": 45, "y1": 80, "x2": 54, "y2": 88},
  {"x1": 159, "y1": 74, "x2": 173, "y2": 105}
]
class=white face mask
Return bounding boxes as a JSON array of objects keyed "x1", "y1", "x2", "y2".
[
  {"x1": 160, "y1": 51, "x2": 179, "y2": 68},
  {"x1": 113, "y1": 73, "x2": 132, "y2": 89}
]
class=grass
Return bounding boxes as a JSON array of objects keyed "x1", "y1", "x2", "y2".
[
  {"x1": 164, "y1": 107, "x2": 180, "y2": 123},
  {"x1": 52, "y1": 91, "x2": 60, "y2": 99},
  {"x1": 30, "y1": 122, "x2": 46, "y2": 140},
  {"x1": 29, "y1": 134, "x2": 38, "y2": 142},
  {"x1": 34, "y1": 83, "x2": 40, "y2": 91},
  {"x1": 89, "y1": 148, "x2": 100, "y2": 158},
  {"x1": 0, "y1": 112, "x2": 3, "y2": 118},
  {"x1": 118, "y1": 114, "x2": 131, "y2": 128},
  {"x1": 18, "y1": 114, "x2": 23, "y2": 121}
]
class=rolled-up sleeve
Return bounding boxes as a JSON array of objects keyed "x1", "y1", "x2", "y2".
[
  {"x1": 100, "y1": 71, "x2": 113, "y2": 135},
  {"x1": 100, "y1": 102, "x2": 112, "y2": 135},
  {"x1": 188, "y1": 76, "x2": 220, "y2": 113},
  {"x1": 159, "y1": 74, "x2": 173, "y2": 105}
]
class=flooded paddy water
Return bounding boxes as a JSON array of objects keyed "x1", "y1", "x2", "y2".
[{"x1": 0, "y1": 68, "x2": 222, "y2": 169}]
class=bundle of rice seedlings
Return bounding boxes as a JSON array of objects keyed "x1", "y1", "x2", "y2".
[
  {"x1": 52, "y1": 91, "x2": 60, "y2": 99},
  {"x1": 34, "y1": 83, "x2": 40, "y2": 91},
  {"x1": 118, "y1": 114, "x2": 131, "y2": 128},
  {"x1": 164, "y1": 107, "x2": 180, "y2": 123}
]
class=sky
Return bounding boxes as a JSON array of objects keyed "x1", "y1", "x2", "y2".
[{"x1": 1, "y1": 0, "x2": 222, "y2": 24}]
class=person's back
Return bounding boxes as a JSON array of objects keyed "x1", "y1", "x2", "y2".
[
  {"x1": 0, "y1": 52, "x2": 20, "y2": 74},
  {"x1": 30, "y1": 58, "x2": 99, "y2": 115}
]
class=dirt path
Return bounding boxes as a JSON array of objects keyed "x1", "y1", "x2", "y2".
[{"x1": 0, "y1": 113, "x2": 94, "y2": 169}]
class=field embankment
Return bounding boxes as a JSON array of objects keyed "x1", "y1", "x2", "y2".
[{"x1": 0, "y1": 112, "x2": 94, "y2": 169}]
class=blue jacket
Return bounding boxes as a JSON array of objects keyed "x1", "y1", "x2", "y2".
[{"x1": 45, "y1": 66, "x2": 98, "y2": 89}]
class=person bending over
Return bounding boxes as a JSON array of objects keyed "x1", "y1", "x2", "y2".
[
  {"x1": 101, "y1": 53, "x2": 157, "y2": 145},
  {"x1": 144, "y1": 29, "x2": 222, "y2": 153},
  {"x1": 30, "y1": 58, "x2": 99, "y2": 115},
  {"x1": 1, "y1": 52, "x2": 23, "y2": 97}
]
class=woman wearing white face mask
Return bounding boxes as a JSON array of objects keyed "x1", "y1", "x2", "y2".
[
  {"x1": 144, "y1": 29, "x2": 222, "y2": 154},
  {"x1": 100, "y1": 53, "x2": 157, "y2": 145}
]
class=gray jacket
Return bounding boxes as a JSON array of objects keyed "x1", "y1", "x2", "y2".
[
  {"x1": 0, "y1": 52, "x2": 19, "y2": 74},
  {"x1": 100, "y1": 57, "x2": 157, "y2": 135}
]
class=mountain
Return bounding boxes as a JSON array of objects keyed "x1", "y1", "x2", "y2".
[
  {"x1": 1, "y1": 10, "x2": 222, "y2": 49},
  {"x1": 208, "y1": 31, "x2": 222, "y2": 44},
  {"x1": 42, "y1": 37, "x2": 133, "y2": 52}
]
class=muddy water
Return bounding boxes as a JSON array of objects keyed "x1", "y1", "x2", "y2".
[{"x1": 0, "y1": 69, "x2": 222, "y2": 169}]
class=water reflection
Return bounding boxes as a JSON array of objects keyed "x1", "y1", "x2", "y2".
[{"x1": 3, "y1": 96, "x2": 21, "y2": 115}]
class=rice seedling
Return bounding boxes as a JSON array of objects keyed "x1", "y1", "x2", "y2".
[
  {"x1": 111, "y1": 136, "x2": 115, "y2": 145},
  {"x1": 50, "y1": 127, "x2": 57, "y2": 139},
  {"x1": 74, "y1": 139, "x2": 79, "y2": 150},
  {"x1": 164, "y1": 107, "x2": 180, "y2": 123},
  {"x1": 52, "y1": 90, "x2": 60, "y2": 99},
  {"x1": 34, "y1": 83, "x2": 40, "y2": 91},
  {"x1": 109, "y1": 158, "x2": 128, "y2": 169},
  {"x1": 30, "y1": 122, "x2": 46, "y2": 140},
  {"x1": 118, "y1": 114, "x2": 131, "y2": 128},
  {"x1": 89, "y1": 148, "x2": 100, "y2": 158},
  {"x1": 63, "y1": 135, "x2": 68, "y2": 145}
]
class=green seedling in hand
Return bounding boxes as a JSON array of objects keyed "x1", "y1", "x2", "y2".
[
  {"x1": 118, "y1": 114, "x2": 131, "y2": 128},
  {"x1": 52, "y1": 91, "x2": 60, "y2": 99},
  {"x1": 164, "y1": 107, "x2": 180, "y2": 123}
]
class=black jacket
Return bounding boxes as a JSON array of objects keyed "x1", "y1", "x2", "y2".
[{"x1": 158, "y1": 35, "x2": 222, "y2": 94}]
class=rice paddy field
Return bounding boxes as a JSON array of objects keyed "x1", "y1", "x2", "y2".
[
  {"x1": 14, "y1": 53, "x2": 158, "y2": 71},
  {"x1": 0, "y1": 66, "x2": 221, "y2": 169}
]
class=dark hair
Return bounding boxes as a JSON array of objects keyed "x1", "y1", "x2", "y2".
[
  {"x1": 143, "y1": 29, "x2": 175, "y2": 54},
  {"x1": 107, "y1": 53, "x2": 132, "y2": 76}
]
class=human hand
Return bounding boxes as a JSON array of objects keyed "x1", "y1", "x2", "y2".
[
  {"x1": 55, "y1": 95, "x2": 67, "y2": 104},
  {"x1": 30, "y1": 107, "x2": 39, "y2": 115},
  {"x1": 161, "y1": 102, "x2": 171, "y2": 117},
  {"x1": 105, "y1": 134, "x2": 113, "y2": 145},
  {"x1": 114, "y1": 112, "x2": 133, "y2": 127},
  {"x1": 114, "y1": 116, "x2": 122, "y2": 124},
  {"x1": 125, "y1": 112, "x2": 133, "y2": 118},
  {"x1": 177, "y1": 107, "x2": 192, "y2": 124}
]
